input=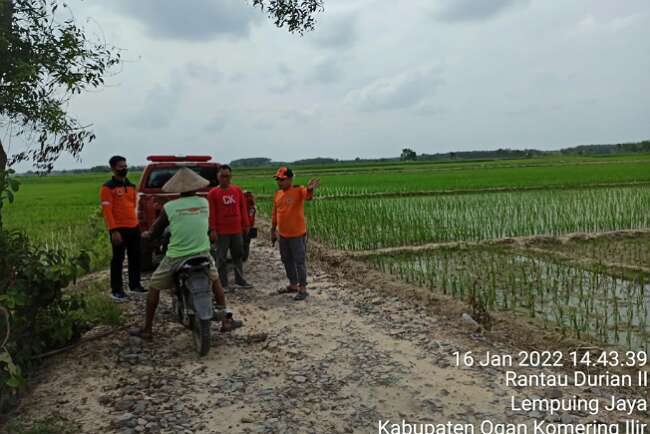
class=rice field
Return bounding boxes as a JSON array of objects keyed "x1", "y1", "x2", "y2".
[
  {"x1": 6, "y1": 154, "x2": 650, "y2": 350},
  {"x1": 249, "y1": 156, "x2": 650, "y2": 350},
  {"x1": 238, "y1": 159, "x2": 650, "y2": 197},
  {"x1": 258, "y1": 186, "x2": 650, "y2": 250},
  {"x1": 367, "y1": 247, "x2": 650, "y2": 351},
  {"x1": 527, "y1": 235, "x2": 650, "y2": 270},
  {"x1": 3, "y1": 172, "x2": 141, "y2": 264}
]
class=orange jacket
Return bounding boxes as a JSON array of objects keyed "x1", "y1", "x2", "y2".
[
  {"x1": 100, "y1": 177, "x2": 138, "y2": 231},
  {"x1": 272, "y1": 186, "x2": 313, "y2": 238}
]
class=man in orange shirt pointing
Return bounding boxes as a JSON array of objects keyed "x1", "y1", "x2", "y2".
[{"x1": 271, "y1": 167, "x2": 320, "y2": 301}]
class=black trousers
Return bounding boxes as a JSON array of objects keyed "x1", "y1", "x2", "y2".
[
  {"x1": 110, "y1": 227, "x2": 142, "y2": 292},
  {"x1": 279, "y1": 235, "x2": 307, "y2": 287},
  {"x1": 213, "y1": 234, "x2": 245, "y2": 287},
  {"x1": 242, "y1": 231, "x2": 252, "y2": 262}
]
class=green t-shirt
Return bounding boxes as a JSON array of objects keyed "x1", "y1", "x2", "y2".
[{"x1": 163, "y1": 196, "x2": 210, "y2": 258}]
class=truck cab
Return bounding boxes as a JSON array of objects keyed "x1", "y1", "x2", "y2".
[
  {"x1": 137, "y1": 155, "x2": 221, "y2": 270},
  {"x1": 137, "y1": 155, "x2": 257, "y2": 271}
]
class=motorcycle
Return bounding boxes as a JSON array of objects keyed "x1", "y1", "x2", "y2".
[
  {"x1": 171, "y1": 255, "x2": 215, "y2": 356},
  {"x1": 159, "y1": 228, "x2": 218, "y2": 356}
]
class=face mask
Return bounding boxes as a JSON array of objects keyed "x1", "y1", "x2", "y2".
[{"x1": 116, "y1": 168, "x2": 128, "y2": 177}]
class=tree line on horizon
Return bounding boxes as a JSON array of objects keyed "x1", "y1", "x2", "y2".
[
  {"x1": 232, "y1": 139, "x2": 650, "y2": 166},
  {"x1": 20, "y1": 139, "x2": 650, "y2": 175}
]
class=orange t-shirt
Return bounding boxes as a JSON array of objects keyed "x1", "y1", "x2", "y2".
[
  {"x1": 100, "y1": 178, "x2": 138, "y2": 231},
  {"x1": 272, "y1": 186, "x2": 313, "y2": 238}
]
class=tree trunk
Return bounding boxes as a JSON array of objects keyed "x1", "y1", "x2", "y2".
[
  {"x1": 0, "y1": 139, "x2": 6, "y2": 173},
  {"x1": 1, "y1": 0, "x2": 13, "y2": 174},
  {"x1": 0, "y1": 139, "x2": 6, "y2": 229},
  {"x1": 1, "y1": 0, "x2": 13, "y2": 197},
  {"x1": 0, "y1": 0, "x2": 13, "y2": 77}
]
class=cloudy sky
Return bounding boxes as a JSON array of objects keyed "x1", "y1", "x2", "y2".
[{"x1": 9, "y1": 0, "x2": 650, "y2": 170}]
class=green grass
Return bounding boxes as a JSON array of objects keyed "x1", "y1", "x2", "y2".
[
  {"x1": 5, "y1": 172, "x2": 140, "y2": 242},
  {"x1": 6, "y1": 156, "x2": 650, "y2": 248},
  {"x1": 5, "y1": 154, "x2": 650, "y2": 352},
  {"x1": 233, "y1": 152, "x2": 650, "y2": 177},
  {"x1": 4, "y1": 172, "x2": 141, "y2": 268},
  {"x1": 68, "y1": 280, "x2": 123, "y2": 327},
  {"x1": 237, "y1": 159, "x2": 650, "y2": 197},
  {"x1": 257, "y1": 186, "x2": 650, "y2": 250}
]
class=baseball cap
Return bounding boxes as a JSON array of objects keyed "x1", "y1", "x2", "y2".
[{"x1": 273, "y1": 167, "x2": 294, "y2": 180}]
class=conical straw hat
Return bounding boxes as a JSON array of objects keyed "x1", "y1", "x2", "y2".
[{"x1": 162, "y1": 168, "x2": 210, "y2": 193}]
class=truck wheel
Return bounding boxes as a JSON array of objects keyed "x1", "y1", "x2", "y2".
[{"x1": 192, "y1": 316, "x2": 211, "y2": 356}]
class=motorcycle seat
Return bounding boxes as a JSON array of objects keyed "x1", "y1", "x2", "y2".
[{"x1": 176, "y1": 256, "x2": 211, "y2": 274}]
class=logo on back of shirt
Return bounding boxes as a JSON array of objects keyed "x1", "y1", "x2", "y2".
[
  {"x1": 177, "y1": 207, "x2": 207, "y2": 216},
  {"x1": 223, "y1": 195, "x2": 236, "y2": 205}
]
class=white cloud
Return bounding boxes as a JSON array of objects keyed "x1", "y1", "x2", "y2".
[
  {"x1": 306, "y1": 12, "x2": 360, "y2": 49},
  {"x1": 345, "y1": 67, "x2": 444, "y2": 112},
  {"x1": 185, "y1": 61, "x2": 222, "y2": 84},
  {"x1": 11, "y1": 0, "x2": 650, "y2": 171},
  {"x1": 573, "y1": 13, "x2": 645, "y2": 35},
  {"x1": 432, "y1": 0, "x2": 530, "y2": 22},
  {"x1": 129, "y1": 81, "x2": 184, "y2": 129},
  {"x1": 112, "y1": 0, "x2": 261, "y2": 41},
  {"x1": 412, "y1": 100, "x2": 448, "y2": 117},
  {"x1": 305, "y1": 56, "x2": 346, "y2": 84}
]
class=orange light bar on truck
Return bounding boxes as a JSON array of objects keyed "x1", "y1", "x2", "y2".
[{"x1": 146, "y1": 155, "x2": 212, "y2": 162}]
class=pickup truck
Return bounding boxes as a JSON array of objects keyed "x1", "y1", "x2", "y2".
[{"x1": 136, "y1": 155, "x2": 256, "y2": 270}]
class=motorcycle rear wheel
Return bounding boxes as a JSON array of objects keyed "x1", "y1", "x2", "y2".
[{"x1": 192, "y1": 315, "x2": 211, "y2": 356}]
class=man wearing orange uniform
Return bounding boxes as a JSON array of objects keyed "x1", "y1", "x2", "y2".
[
  {"x1": 100, "y1": 156, "x2": 146, "y2": 301},
  {"x1": 271, "y1": 167, "x2": 320, "y2": 301}
]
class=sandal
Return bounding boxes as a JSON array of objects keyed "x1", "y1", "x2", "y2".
[
  {"x1": 221, "y1": 318, "x2": 244, "y2": 333},
  {"x1": 277, "y1": 285, "x2": 299, "y2": 294},
  {"x1": 128, "y1": 327, "x2": 153, "y2": 341},
  {"x1": 293, "y1": 291, "x2": 309, "y2": 301}
]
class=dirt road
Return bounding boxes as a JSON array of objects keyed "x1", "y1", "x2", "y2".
[{"x1": 11, "y1": 237, "x2": 649, "y2": 433}]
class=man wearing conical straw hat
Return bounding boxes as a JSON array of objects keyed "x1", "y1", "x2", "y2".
[{"x1": 130, "y1": 168, "x2": 243, "y2": 340}]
